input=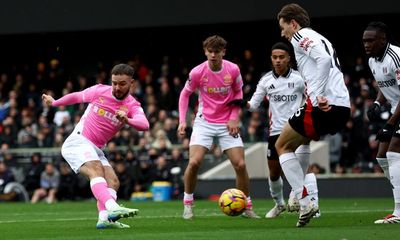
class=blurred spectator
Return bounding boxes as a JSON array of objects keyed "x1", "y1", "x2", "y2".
[
  {"x1": 309, "y1": 163, "x2": 325, "y2": 174},
  {"x1": 323, "y1": 133, "x2": 343, "y2": 172},
  {"x1": 149, "y1": 155, "x2": 172, "y2": 182},
  {"x1": 0, "y1": 126, "x2": 17, "y2": 148},
  {"x1": 56, "y1": 161, "x2": 77, "y2": 201},
  {"x1": 151, "y1": 130, "x2": 172, "y2": 155},
  {"x1": 23, "y1": 152, "x2": 45, "y2": 194},
  {"x1": 0, "y1": 161, "x2": 15, "y2": 200},
  {"x1": 114, "y1": 161, "x2": 133, "y2": 200},
  {"x1": 31, "y1": 162, "x2": 60, "y2": 204},
  {"x1": 0, "y1": 161, "x2": 29, "y2": 202},
  {"x1": 53, "y1": 105, "x2": 71, "y2": 127}
]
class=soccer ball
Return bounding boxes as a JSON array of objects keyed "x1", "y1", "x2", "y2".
[{"x1": 218, "y1": 188, "x2": 247, "y2": 216}]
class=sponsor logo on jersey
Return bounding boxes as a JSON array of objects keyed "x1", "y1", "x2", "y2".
[
  {"x1": 377, "y1": 79, "x2": 396, "y2": 88},
  {"x1": 299, "y1": 37, "x2": 313, "y2": 52},
  {"x1": 92, "y1": 105, "x2": 121, "y2": 126},
  {"x1": 202, "y1": 77, "x2": 208, "y2": 83},
  {"x1": 270, "y1": 94, "x2": 298, "y2": 102},
  {"x1": 268, "y1": 84, "x2": 275, "y2": 90},
  {"x1": 223, "y1": 74, "x2": 233, "y2": 85},
  {"x1": 99, "y1": 97, "x2": 104, "y2": 103},
  {"x1": 288, "y1": 82, "x2": 295, "y2": 88},
  {"x1": 383, "y1": 67, "x2": 387, "y2": 74},
  {"x1": 204, "y1": 86, "x2": 231, "y2": 94}
]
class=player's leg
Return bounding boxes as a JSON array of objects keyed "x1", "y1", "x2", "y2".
[
  {"x1": 375, "y1": 132, "x2": 400, "y2": 224},
  {"x1": 225, "y1": 147, "x2": 249, "y2": 196},
  {"x1": 266, "y1": 160, "x2": 286, "y2": 218},
  {"x1": 265, "y1": 135, "x2": 286, "y2": 218},
  {"x1": 184, "y1": 145, "x2": 208, "y2": 195},
  {"x1": 295, "y1": 144, "x2": 319, "y2": 217},
  {"x1": 224, "y1": 146, "x2": 260, "y2": 219},
  {"x1": 61, "y1": 135, "x2": 136, "y2": 227},
  {"x1": 376, "y1": 141, "x2": 390, "y2": 179},
  {"x1": 182, "y1": 117, "x2": 213, "y2": 219},
  {"x1": 286, "y1": 144, "x2": 311, "y2": 213},
  {"x1": 276, "y1": 123, "x2": 317, "y2": 226},
  {"x1": 182, "y1": 144, "x2": 208, "y2": 219},
  {"x1": 95, "y1": 165, "x2": 134, "y2": 228}
]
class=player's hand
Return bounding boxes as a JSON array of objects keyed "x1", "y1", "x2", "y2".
[
  {"x1": 367, "y1": 102, "x2": 381, "y2": 122},
  {"x1": 376, "y1": 123, "x2": 395, "y2": 142},
  {"x1": 115, "y1": 110, "x2": 128, "y2": 124},
  {"x1": 227, "y1": 119, "x2": 240, "y2": 138},
  {"x1": 41, "y1": 94, "x2": 54, "y2": 107},
  {"x1": 317, "y1": 96, "x2": 331, "y2": 112},
  {"x1": 226, "y1": 99, "x2": 248, "y2": 108},
  {"x1": 177, "y1": 122, "x2": 187, "y2": 136}
]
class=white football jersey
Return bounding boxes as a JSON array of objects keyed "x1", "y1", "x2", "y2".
[
  {"x1": 368, "y1": 43, "x2": 400, "y2": 114},
  {"x1": 291, "y1": 28, "x2": 350, "y2": 108},
  {"x1": 248, "y1": 69, "x2": 305, "y2": 136}
]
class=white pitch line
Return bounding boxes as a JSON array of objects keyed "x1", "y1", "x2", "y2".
[{"x1": 0, "y1": 208, "x2": 393, "y2": 224}]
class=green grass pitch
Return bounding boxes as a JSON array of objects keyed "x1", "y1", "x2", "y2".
[{"x1": 1, "y1": 198, "x2": 399, "y2": 240}]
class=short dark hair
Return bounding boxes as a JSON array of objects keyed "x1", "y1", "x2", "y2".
[
  {"x1": 277, "y1": 3, "x2": 310, "y2": 28},
  {"x1": 271, "y1": 42, "x2": 290, "y2": 52},
  {"x1": 203, "y1": 35, "x2": 227, "y2": 51},
  {"x1": 365, "y1": 21, "x2": 399, "y2": 45},
  {"x1": 111, "y1": 63, "x2": 135, "y2": 78}
]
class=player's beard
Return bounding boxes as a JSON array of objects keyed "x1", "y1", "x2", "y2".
[{"x1": 113, "y1": 90, "x2": 129, "y2": 100}]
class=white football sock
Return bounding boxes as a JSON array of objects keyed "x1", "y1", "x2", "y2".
[
  {"x1": 279, "y1": 152, "x2": 307, "y2": 208},
  {"x1": 376, "y1": 158, "x2": 390, "y2": 180},
  {"x1": 183, "y1": 192, "x2": 194, "y2": 204},
  {"x1": 295, "y1": 145, "x2": 310, "y2": 175},
  {"x1": 269, "y1": 177, "x2": 284, "y2": 206},
  {"x1": 98, "y1": 210, "x2": 108, "y2": 221},
  {"x1": 304, "y1": 173, "x2": 319, "y2": 206},
  {"x1": 108, "y1": 188, "x2": 117, "y2": 200},
  {"x1": 386, "y1": 152, "x2": 400, "y2": 216}
]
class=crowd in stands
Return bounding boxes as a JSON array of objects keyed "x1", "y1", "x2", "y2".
[{"x1": 0, "y1": 39, "x2": 388, "y2": 203}]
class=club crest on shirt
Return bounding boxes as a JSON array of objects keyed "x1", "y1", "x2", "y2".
[{"x1": 223, "y1": 74, "x2": 233, "y2": 85}]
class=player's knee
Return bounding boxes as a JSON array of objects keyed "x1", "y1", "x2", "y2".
[
  {"x1": 187, "y1": 159, "x2": 202, "y2": 171},
  {"x1": 231, "y1": 159, "x2": 246, "y2": 172}
]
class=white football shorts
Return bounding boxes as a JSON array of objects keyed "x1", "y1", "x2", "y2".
[
  {"x1": 190, "y1": 116, "x2": 243, "y2": 151},
  {"x1": 61, "y1": 132, "x2": 110, "y2": 173}
]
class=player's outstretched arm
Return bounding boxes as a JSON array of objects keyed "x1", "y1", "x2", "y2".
[{"x1": 43, "y1": 92, "x2": 85, "y2": 107}]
